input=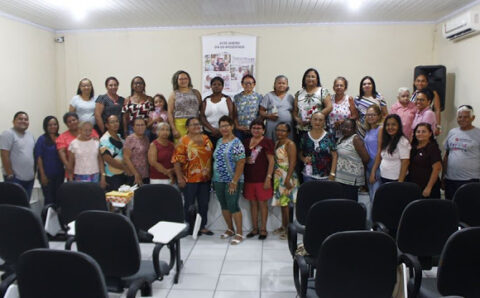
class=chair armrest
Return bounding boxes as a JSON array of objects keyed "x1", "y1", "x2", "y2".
[
  {"x1": 41, "y1": 203, "x2": 55, "y2": 223},
  {"x1": 288, "y1": 223, "x2": 298, "y2": 257},
  {"x1": 65, "y1": 236, "x2": 76, "y2": 250},
  {"x1": 152, "y1": 243, "x2": 167, "y2": 278},
  {"x1": 399, "y1": 252, "x2": 422, "y2": 298},
  {"x1": 0, "y1": 273, "x2": 16, "y2": 297},
  {"x1": 169, "y1": 226, "x2": 189, "y2": 243},
  {"x1": 372, "y1": 221, "x2": 390, "y2": 234},
  {"x1": 293, "y1": 255, "x2": 310, "y2": 298},
  {"x1": 126, "y1": 278, "x2": 148, "y2": 298},
  {"x1": 294, "y1": 221, "x2": 306, "y2": 234},
  {"x1": 459, "y1": 221, "x2": 470, "y2": 229},
  {"x1": 137, "y1": 229, "x2": 154, "y2": 242}
]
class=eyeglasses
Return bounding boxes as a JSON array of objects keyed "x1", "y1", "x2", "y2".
[
  {"x1": 133, "y1": 82, "x2": 145, "y2": 85},
  {"x1": 188, "y1": 123, "x2": 202, "y2": 127},
  {"x1": 275, "y1": 129, "x2": 288, "y2": 132},
  {"x1": 219, "y1": 124, "x2": 231, "y2": 128},
  {"x1": 242, "y1": 82, "x2": 254, "y2": 85}
]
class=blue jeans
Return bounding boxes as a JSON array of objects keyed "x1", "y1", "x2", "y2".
[
  {"x1": 40, "y1": 175, "x2": 64, "y2": 205},
  {"x1": 366, "y1": 167, "x2": 381, "y2": 202},
  {"x1": 4, "y1": 176, "x2": 34, "y2": 201},
  {"x1": 181, "y1": 182, "x2": 211, "y2": 229}
]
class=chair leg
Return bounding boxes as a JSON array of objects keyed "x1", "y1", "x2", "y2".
[
  {"x1": 174, "y1": 239, "x2": 183, "y2": 284},
  {"x1": 140, "y1": 281, "x2": 152, "y2": 296}
]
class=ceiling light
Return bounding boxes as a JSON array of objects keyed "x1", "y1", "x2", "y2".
[
  {"x1": 348, "y1": 0, "x2": 363, "y2": 10},
  {"x1": 44, "y1": 0, "x2": 109, "y2": 21}
]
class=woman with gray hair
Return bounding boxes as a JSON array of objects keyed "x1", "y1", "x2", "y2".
[
  {"x1": 148, "y1": 122, "x2": 175, "y2": 185},
  {"x1": 259, "y1": 75, "x2": 295, "y2": 141},
  {"x1": 390, "y1": 87, "x2": 416, "y2": 139}
]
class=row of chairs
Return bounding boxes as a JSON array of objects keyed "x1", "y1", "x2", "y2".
[
  {"x1": 0, "y1": 182, "x2": 189, "y2": 297},
  {"x1": 297, "y1": 227, "x2": 480, "y2": 298},
  {"x1": 288, "y1": 181, "x2": 480, "y2": 298}
]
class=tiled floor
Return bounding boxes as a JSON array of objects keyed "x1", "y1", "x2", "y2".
[{"x1": 48, "y1": 231, "x2": 297, "y2": 298}]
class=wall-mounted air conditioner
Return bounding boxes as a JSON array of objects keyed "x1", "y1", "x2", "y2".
[{"x1": 443, "y1": 10, "x2": 480, "y2": 41}]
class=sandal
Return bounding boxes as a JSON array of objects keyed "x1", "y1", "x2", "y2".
[
  {"x1": 246, "y1": 229, "x2": 259, "y2": 238},
  {"x1": 220, "y1": 229, "x2": 235, "y2": 239},
  {"x1": 258, "y1": 229, "x2": 268, "y2": 240},
  {"x1": 273, "y1": 227, "x2": 285, "y2": 235},
  {"x1": 279, "y1": 231, "x2": 287, "y2": 240},
  {"x1": 230, "y1": 234, "x2": 244, "y2": 245}
]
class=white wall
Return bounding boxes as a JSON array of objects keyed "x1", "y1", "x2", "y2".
[
  {"x1": 433, "y1": 3, "x2": 480, "y2": 132},
  {"x1": 4, "y1": 12, "x2": 479, "y2": 139},
  {"x1": 57, "y1": 24, "x2": 435, "y2": 112},
  {"x1": 0, "y1": 15, "x2": 56, "y2": 137}
]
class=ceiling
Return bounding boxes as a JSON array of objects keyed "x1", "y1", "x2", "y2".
[{"x1": 0, "y1": 0, "x2": 478, "y2": 32}]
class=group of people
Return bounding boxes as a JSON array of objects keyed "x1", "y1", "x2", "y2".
[{"x1": 1, "y1": 68, "x2": 479, "y2": 244}]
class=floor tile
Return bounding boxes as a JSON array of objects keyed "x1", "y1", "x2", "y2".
[
  {"x1": 262, "y1": 261, "x2": 292, "y2": 276},
  {"x1": 152, "y1": 275, "x2": 175, "y2": 289},
  {"x1": 262, "y1": 239, "x2": 288, "y2": 250},
  {"x1": 262, "y1": 249, "x2": 292, "y2": 263},
  {"x1": 221, "y1": 260, "x2": 261, "y2": 275},
  {"x1": 236, "y1": 239, "x2": 263, "y2": 249},
  {"x1": 172, "y1": 273, "x2": 219, "y2": 290},
  {"x1": 260, "y1": 292, "x2": 296, "y2": 298},
  {"x1": 216, "y1": 275, "x2": 261, "y2": 292},
  {"x1": 214, "y1": 291, "x2": 260, "y2": 298},
  {"x1": 168, "y1": 289, "x2": 214, "y2": 298},
  {"x1": 188, "y1": 247, "x2": 227, "y2": 260},
  {"x1": 194, "y1": 236, "x2": 230, "y2": 248},
  {"x1": 225, "y1": 246, "x2": 262, "y2": 261},
  {"x1": 184, "y1": 258, "x2": 224, "y2": 274},
  {"x1": 261, "y1": 275, "x2": 295, "y2": 292}
]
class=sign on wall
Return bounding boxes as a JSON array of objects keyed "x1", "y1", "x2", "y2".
[{"x1": 201, "y1": 35, "x2": 257, "y2": 99}]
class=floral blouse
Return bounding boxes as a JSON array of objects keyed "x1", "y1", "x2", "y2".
[
  {"x1": 300, "y1": 131, "x2": 336, "y2": 179},
  {"x1": 233, "y1": 92, "x2": 263, "y2": 127},
  {"x1": 171, "y1": 134, "x2": 213, "y2": 183},
  {"x1": 296, "y1": 87, "x2": 329, "y2": 131},
  {"x1": 213, "y1": 137, "x2": 246, "y2": 183}
]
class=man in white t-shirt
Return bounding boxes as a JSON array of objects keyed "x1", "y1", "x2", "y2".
[
  {"x1": 0, "y1": 111, "x2": 36, "y2": 200},
  {"x1": 443, "y1": 105, "x2": 480, "y2": 200}
]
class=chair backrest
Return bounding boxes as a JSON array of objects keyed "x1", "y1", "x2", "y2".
[
  {"x1": 131, "y1": 184, "x2": 184, "y2": 232},
  {"x1": 75, "y1": 210, "x2": 141, "y2": 278},
  {"x1": 0, "y1": 182, "x2": 29, "y2": 207},
  {"x1": 304, "y1": 199, "x2": 366, "y2": 258},
  {"x1": 315, "y1": 231, "x2": 397, "y2": 298},
  {"x1": 295, "y1": 180, "x2": 344, "y2": 225},
  {"x1": 0, "y1": 205, "x2": 48, "y2": 267},
  {"x1": 452, "y1": 182, "x2": 480, "y2": 227},
  {"x1": 437, "y1": 227, "x2": 480, "y2": 297},
  {"x1": 397, "y1": 199, "x2": 459, "y2": 257},
  {"x1": 371, "y1": 182, "x2": 421, "y2": 237},
  {"x1": 17, "y1": 248, "x2": 108, "y2": 298},
  {"x1": 56, "y1": 182, "x2": 108, "y2": 225}
]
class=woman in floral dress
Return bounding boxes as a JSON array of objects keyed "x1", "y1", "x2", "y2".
[{"x1": 272, "y1": 122, "x2": 298, "y2": 240}]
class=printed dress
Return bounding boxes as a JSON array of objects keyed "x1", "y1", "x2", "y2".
[
  {"x1": 328, "y1": 94, "x2": 351, "y2": 139},
  {"x1": 272, "y1": 142, "x2": 298, "y2": 207}
]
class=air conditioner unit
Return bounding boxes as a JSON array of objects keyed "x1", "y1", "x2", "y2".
[{"x1": 443, "y1": 10, "x2": 480, "y2": 41}]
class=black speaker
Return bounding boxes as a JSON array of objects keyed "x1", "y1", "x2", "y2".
[{"x1": 414, "y1": 65, "x2": 446, "y2": 111}]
